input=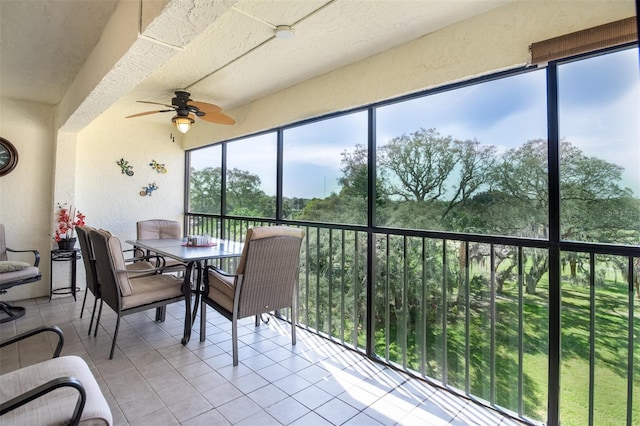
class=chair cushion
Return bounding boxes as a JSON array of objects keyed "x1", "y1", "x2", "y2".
[
  {"x1": 0, "y1": 355, "x2": 112, "y2": 425},
  {"x1": 207, "y1": 269, "x2": 236, "y2": 313},
  {"x1": 121, "y1": 274, "x2": 184, "y2": 310},
  {"x1": 0, "y1": 265, "x2": 40, "y2": 285},
  {"x1": 136, "y1": 220, "x2": 181, "y2": 239},
  {"x1": 103, "y1": 232, "x2": 133, "y2": 297},
  {"x1": 125, "y1": 260, "x2": 157, "y2": 278},
  {"x1": 0, "y1": 260, "x2": 31, "y2": 272}
]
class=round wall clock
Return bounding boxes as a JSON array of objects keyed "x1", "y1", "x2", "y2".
[{"x1": 0, "y1": 137, "x2": 19, "y2": 176}]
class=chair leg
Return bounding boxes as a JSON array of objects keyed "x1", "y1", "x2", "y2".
[
  {"x1": 80, "y1": 289, "x2": 88, "y2": 319},
  {"x1": 292, "y1": 302, "x2": 297, "y2": 346},
  {"x1": 0, "y1": 301, "x2": 26, "y2": 324},
  {"x1": 110, "y1": 315, "x2": 121, "y2": 359},
  {"x1": 256, "y1": 313, "x2": 270, "y2": 325},
  {"x1": 94, "y1": 299, "x2": 103, "y2": 337},
  {"x1": 155, "y1": 306, "x2": 166, "y2": 322},
  {"x1": 88, "y1": 296, "x2": 98, "y2": 336},
  {"x1": 232, "y1": 317, "x2": 239, "y2": 366},
  {"x1": 291, "y1": 318, "x2": 296, "y2": 346},
  {"x1": 199, "y1": 300, "x2": 207, "y2": 342}
]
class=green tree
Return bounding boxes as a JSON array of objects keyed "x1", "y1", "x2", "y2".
[
  {"x1": 378, "y1": 128, "x2": 496, "y2": 230},
  {"x1": 189, "y1": 166, "x2": 221, "y2": 214},
  {"x1": 339, "y1": 143, "x2": 369, "y2": 200},
  {"x1": 226, "y1": 168, "x2": 275, "y2": 217},
  {"x1": 442, "y1": 138, "x2": 497, "y2": 219},
  {"x1": 283, "y1": 197, "x2": 308, "y2": 219},
  {"x1": 488, "y1": 139, "x2": 549, "y2": 238},
  {"x1": 491, "y1": 138, "x2": 637, "y2": 293},
  {"x1": 379, "y1": 128, "x2": 457, "y2": 202},
  {"x1": 339, "y1": 143, "x2": 388, "y2": 207},
  {"x1": 560, "y1": 144, "x2": 637, "y2": 243},
  {"x1": 189, "y1": 166, "x2": 275, "y2": 217}
]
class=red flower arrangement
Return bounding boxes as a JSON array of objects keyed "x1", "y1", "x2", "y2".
[{"x1": 54, "y1": 203, "x2": 86, "y2": 242}]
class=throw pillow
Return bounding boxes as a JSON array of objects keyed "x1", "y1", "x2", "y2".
[{"x1": 0, "y1": 260, "x2": 31, "y2": 273}]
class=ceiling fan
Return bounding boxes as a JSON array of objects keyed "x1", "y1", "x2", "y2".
[{"x1": 125, "y1": 90, "x2": 235, "y2": 134}]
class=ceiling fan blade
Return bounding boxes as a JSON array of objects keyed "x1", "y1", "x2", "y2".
[
  {"x1": 188, "y1": 100, "x2": 222, "y2": 113},
  {"x1": 199, "y1": 111, "x2": 236, "y2": 125},
  {"x1": 137, "y1": 100, "x2": 177, "y2": 109},
  {"x1": 125, "y1": 109, "x2": 174, "y2": 118}
]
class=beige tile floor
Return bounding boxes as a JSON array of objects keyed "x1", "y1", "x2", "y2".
[{"x1": 0, "y1": 294, "x2": 532, "y2": 425}]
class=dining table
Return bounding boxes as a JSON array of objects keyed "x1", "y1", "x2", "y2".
[{"x1": 125, "y1": 237, "x2": 244, "y2": 344}]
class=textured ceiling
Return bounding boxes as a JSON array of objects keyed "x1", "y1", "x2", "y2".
[
  {"x1": 0, "y1": 0, "x2": 119, "y2": 104},
  {"x1": 0, "y1": 0, "x2": 510, "y2": 129}
]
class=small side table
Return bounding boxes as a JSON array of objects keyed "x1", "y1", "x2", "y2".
[{"x1": 50, "y1": 249, "x2": 81, "y2": 301}]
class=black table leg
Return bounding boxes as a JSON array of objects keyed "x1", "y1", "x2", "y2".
[
  {"x1": 181, "y1": 261, "x2": 194, "y2": 345},
  {"x1": 191, "y1": 261, "x2": 203, "y2": 329},
  {"x1": 181, "y1": 260, "x2": 207, "y2": 345}
]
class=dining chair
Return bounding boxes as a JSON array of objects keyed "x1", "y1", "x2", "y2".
[
  {"x1": 76, "y1": 226, "x2": 100, "y2": 334},
  {"x1": 89, "y1": 228, "x2": 186, "y2": 359},
  {"x1": 77, "y1": 226, "x2": 163, "y2": 337},
  {"x1": 135, "y1": 219, "x2": 185, "y2": 270},
  {"x1": 200, "y1": 226, "x2": 304, "y2": 366},
  {"x1": 0, "y1": 223, "x2": 41, "y2": 323}
]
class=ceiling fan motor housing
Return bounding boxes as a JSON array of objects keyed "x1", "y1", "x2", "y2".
[{"x1": 172, "y1": 91, "x2": 194, "y2": 116}]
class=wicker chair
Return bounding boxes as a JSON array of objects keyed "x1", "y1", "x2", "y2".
[
  {"x1": 89, "y1": 228, "x2": 186, "y2": 359},
  {"x1": 200, "y1": 226, "x2": 304, "y2": 366}
]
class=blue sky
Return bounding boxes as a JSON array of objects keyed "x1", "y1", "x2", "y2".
[
  {"x1": 376, "y1": 70, "x2": 547, "y2": 157},
  {"x1": 558, "y1": 48, "x2": 640, "y2": 194},
  {"x1": 191, "y1": 47, "x2": 639, "y2": 199},
  {"x1": 282, "y1": 113, "x2": 367, "y2": 198}
]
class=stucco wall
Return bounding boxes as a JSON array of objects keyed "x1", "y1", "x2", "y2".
[
  {"x1": 75, "y1": 104, "x2": 185, "y2": 241},
  {"x1": 0, "y1": 98, "x2": 55, "y2": 299}
]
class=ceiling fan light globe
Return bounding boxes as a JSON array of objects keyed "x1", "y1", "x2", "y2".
[
  {"x1": 176, "y1": 122, "x2": 191, "y2": 134},
  {"x1": 172, "y1": 116, "x2": 194, "y2": 134}
]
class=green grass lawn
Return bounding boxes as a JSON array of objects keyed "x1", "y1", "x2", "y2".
[
  {"x1": 505, "y1": 261, "x2": 639, "y2": 425},
  {"x1": 377, "y1": 256, "x2": 638, "y2": 425},
  {"x1": 558, "y1": 278, "x2": 639, "y2": 426}
]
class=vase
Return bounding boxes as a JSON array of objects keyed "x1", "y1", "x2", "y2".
[{"x1": 57, "y1": 238, "x2": 77, "y2": 251}]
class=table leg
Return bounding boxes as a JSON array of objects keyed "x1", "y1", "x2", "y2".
[
  {"x1": 181, "y1": 262, "x2": 194, "y2": 345},
  {"x1": 191, "y1": 261, "x2": 203, "y2": 329},
  {"x1": 181, "y1": 260, "x2": 207, "y2": 345}
]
